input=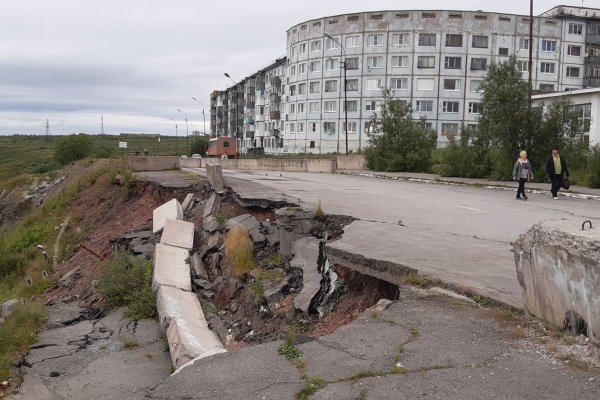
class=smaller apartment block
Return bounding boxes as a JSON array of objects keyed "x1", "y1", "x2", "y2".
[{"x1": 210, "y1": 6, "x2": 600, "y2": 155}]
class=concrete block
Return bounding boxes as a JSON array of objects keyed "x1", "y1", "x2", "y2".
[
  {"x1": 205, "y1": 164, "x2": 225, "y2": 193},
  {"x1": 153, "y1": 199, "x2": 183, "y2": 234},
  {"x1": 203, "y1": 215, "x2": 220, "y2": 233},
  {"x1": 153, "y1": 243, "x2": 191, "y2": 292},
  {"x1": 0, "y1": 299, "x2": 20, "y2": 318},
  {"x1": 514, "y1": 220, "x2": 600, "y2": 342},
  {"x1": 336, "y1": 155, "x2": 367, "y2": 171},
  {"x1": 156, "y1": 286, "x2": 207, "y2": 332},
  {"x1": 202, "y1": 193, "x2": 220, "y2": 219},
  {"x1": 181, "y1": 193, "x2": 194, "y2": 213},
  {"x1": 166, "y1": 316, "x2": 226, "y2": 370},
  {"x1": 161, "y1": 219, "x2": 195, "y2": 250}
]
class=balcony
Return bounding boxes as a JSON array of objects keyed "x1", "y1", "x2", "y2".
[
  {"x1": 586, "y1": 34, "x2": 600, "y2": 44},
  {"x1": 245, "y1": 99, "x2": 256, "y2": 108},
  {"x1": 271, "y1": 76, "x2": 282, "y2": 88},
  {"x1": 255, "y1": 114, "x2": 265, "y2": 122},
  {"x1": 256, "y1": 79, "x2": 265, "y2": 90},
  {"x1": 246, "y1": 116, "x2": 255, "y2": 125},
  {"x1": 584, "y1": 77, "x2": 600, "y2": 88},
  {"x1": 270, "y1": 129, "x2": 280, "y2": 137},
  {"x1": 269, "y1": 110, "x2": 281, "y2": 120},
  {"x1": 585, "y1": 55, "x2": 600, "y2": 65},
  {"x1": 270, "y1": 93, "x2": 281, "y2": 104}
]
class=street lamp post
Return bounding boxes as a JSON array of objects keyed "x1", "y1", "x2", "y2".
[
  {"x1": 192, "y1": 97, "x2": 206, "y2": 137},
  {"x1": 224, "y1": 73, "x2": 239, "y2": 144},
  {"x1": 177, "y1": 109, "x2": 189, "y2": 154},
  {"x1": 169, "y1": 117, "x2": 179, "y2": 155},
  {"x1": 325, "y1": 33, "x2": 348, "y2": 155}
]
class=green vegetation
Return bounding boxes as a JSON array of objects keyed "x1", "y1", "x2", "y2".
[
  {"x1": 314, "y1": 199, "x2": 325, "y2": 219},
  {"x1": 97, "y1": 254, "x2": 157, "y2": 321},
  {"x1": 122, "y1": 339, "x2": 140, "y2": 349},
  {"x1": 365, "y1": 90, "x2": 437, "y2": 172},
  {"x1": 402, "y1": 273, "x2": 429, "y2": 288},
  {"x1": 249, "y1": 281, "x2": 267, "y2": 305},
  {"x1": 296, "y1": 377, "x2": 326, "y2": 400},
  {"x1": 278, "y1": 330, "x2": 302, "y2": 359},
  {"x1": 224, "y1": 226, "x2": 255, "y2": 274},
  {"x1": 54, "y1": 134, "x2": 94, "y2": 165},
  {"x1": 189, "y1": 137, "x2": 209, "y2": 155},
  {"x1": 0, "y1": 303, "x2": 47, "y2": 380}
]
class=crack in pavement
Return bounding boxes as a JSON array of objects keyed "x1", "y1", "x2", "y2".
[{"x1": 312, "y1": 339, "x2": 367, "y2": 361}]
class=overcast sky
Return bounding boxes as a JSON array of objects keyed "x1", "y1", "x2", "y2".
[{"x1": 0, "y1": 0, "x2": 590, "y2": 136}]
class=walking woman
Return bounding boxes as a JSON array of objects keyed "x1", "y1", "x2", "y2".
[{"x1": 512, "y1": 150, "x2": 533, "y2": 200}]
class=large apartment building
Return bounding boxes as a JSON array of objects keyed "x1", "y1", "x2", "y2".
[{"x1": 210, "y1": 5, "x2": 600, "y2": 155}]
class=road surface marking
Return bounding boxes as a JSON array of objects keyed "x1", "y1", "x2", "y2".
[{"x1": 456, "y1": 205, "x2": 482, "y2": 212}]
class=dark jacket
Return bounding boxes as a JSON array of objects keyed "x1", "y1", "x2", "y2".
[{"x1": 546, "y1": 155, "x2": 569, "y2": 177}]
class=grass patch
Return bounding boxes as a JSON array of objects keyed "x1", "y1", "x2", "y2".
[
  {"x1": 356, "y1": 388, "x2": 368, "y2": 400},
  {"x1": 267, "y1": 252, "x2": 283, "y2": 266},
  {"x1": 402, "y1": 274, "x2": 429, "y2": 288},
  {"x1": 249, "y1": 281, "x2": 267, "y2": 305},
  {"x1": 122, "y1": 339, "x2": 139, "y2": 348},
  {"x1": 410, "y1": 327, "x2": 420, "y2": 338},
  {"x1": 0, "y1": 302, "x2": 46, "y2": 380},
  {"x1": 278, "y1": 328, "x2": 302, "y2": 360},
  {"x1": 314, "y1": 200, "x2": 325, "y2": 220},
  {"x1": 224, "y1": 226, "x2": 255, "y2": 274},
  {"x1": 97, "y1": 254, "x2": 157, "y2": 321},
  {"x1": 253, "y1": 267, "x2": 284, "y2": 282},
  {"x1": 296, "y1": 377, "x2": 326, "y2": 400},
  {"x1": 471, "y1": 295, "x2": 487, "y2": 305},
  {"x1": 559, "y1": 354, "x2": 592, "y2": 371}
]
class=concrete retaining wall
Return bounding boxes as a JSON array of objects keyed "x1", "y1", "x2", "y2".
[
  {"x1": 337, "y1": 155, "x2": 367, "y2": 170},
  {"x1": 203, "y1": 158, "x2": 336, "y2": 173},
  {"x1": 514, "y1": 220, "x2": 600, "y2": 341},
  {"x1": 129, "y1": 156, "x2": 180, "y2": 171},
  {"x1": 179, "y1": 158, "x2": 202, "y2": 168}
]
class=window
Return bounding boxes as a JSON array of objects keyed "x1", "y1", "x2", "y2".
[
  {"x1": 541, "y1": 62, "x2": 555, "y2": 73},
  {"x1": 417, "y1": 56, "x2": 435, "y2": 68},
  {"x1": 346, "y1": 79, "x2": 359, "y2": 91},
  {"x1": 309, "y1": 60, "x2": 321, "y2": 73},
  {"x1": 366, "y1": 78, "x2": 384, "y2": 90},
  {"x1": 444, "y1": 79, "x2": 460, "y2": 91},
  {"x1": 345, "y1": 57, "x2": 359, "y2": 70},
  {"x1": 298, "y1": 122, "x2": 304, "y2": 133},
  {"x1": 569, "y1": 23, "x2": 583, "y2": 35},
  {"x1": 343, "y1": 100, "x2": 358, "y2": 112},
  {"x1": 422, "y1": 12, "x2": 436, "y2": 18},
  {"x1": 326, "y1": 59, "x2": 338, "y2": 71},
  {"x1": 289, "y1": 85, "x2": 296, "y2": 96},
  {"x1": 367, "y1": 56, "x2": 383, "y2": 68},
  {"x1": 291, "y1": 46, "x2": 297, "y2": 57},
  {"x1": 311, "y1": 40, "x2": 322, "y2": 52},
  {"x1": 298, "y1": 83, "x2": 306, "y2": 94},
  {"x1": 299, "y1": 43, "x2": 307, "y2": 54},
  {"x1": 309, "y1": 101, "x2": 319, "y2": 113},
  {"x1": 446, "y1": 34, "x2": 463, "y2": 47},
  {"x1": 309, "y1": 81, "x2": 320, "y2": 93},
  {"x1": 441, "y1": 123, "x2": 459, "y2": 136},
  {"x1": 299, "y1": 63, "x2": 306, "y2": 74},
  {"x1": 370, "y1": 14, "x2": 383, "y2": 20},
  {"x1": 518, "y1": 38, "x2": 529, "y2": 50},
  {"x1": 391, "y1": 33, "x2": 408, "y2": 45},
  {"x1": 365, "y1": 100, "x2": 378, "y2": 111},
  {"x1": 542, "y1": 40, "x2": 557, "y2": 52},
  {"x1": 391, "y1": 56, "x2": 409, "y2": 67},
  {"x1": 517, "y1": 60, "x2": 529, "y2": 72},
  {"x1": 323, "y1": 122, "x2": 336, "y2": 134},
  {"x1": 325, "y1": 37, "x2": 339, "y2": 50},
  {"x1": 568, "y1": 45, "x2": 582, "y2": 56},
  {"x1": 444, "y1": 56, "x2": 462, "y2": 69},
  {"x1": 348, "y1": 15, "x2": 359, "y2": 22},
  {"x1": 324, "y1": 80, "x2": 338, "y2": 92},
  {"x1": 467, "y1": 124, "x2": 479, "y2": 133},
  {"x1": 499, "y1": 47, "x2": 509, "y2": 56},
  {"x1": 364, "y1": 121, "x2": 376, "y2": 134},
  {"x1": 539, "y1": 83, "x2": 555, "y2": 92},
  {"x1": 289, "y1": 104, "x2": 296, "y2": 114},
  {"x1": 368, "y1": 34, "x2": 383, "y2": 46},
  {"x1": 472, "y1": 35, "x2": 489, "y2": 48},
  {"x1": 310, "y1": 140, "x2": 315, "y2": 148},
  {"x1": 471, "y1": 58, "x2": 487, "y2": 70},
  {"x1": 566, "y1": 66, "x2": 580, "y2": 78},
  {"x1": 419, "y1": 33, "x2": 436, "y2": 46},
  {"x1": 449, "y1": 13, "x2": 463, "y2": 19},
  {"x1": 442, "y1": 101, "x2": 460, "y2": 113},
  {"x1": 571, "y1": 103, "x2": 592, "y2": 133},
  {"x1": 468, "y1": 102, "x2": 481, "y2": 114},
  {"x1": 289, "y1": 122, "x2": 295, "y2": 133},
  {"x1": 345, "y1": 36, "x2": 359, "y2": 48},
  {"x1": 344, "y1": 121, "x2": 357, "y2": 133},
  {"x1": 290, "y1": 65, "x2": 296, "y2": 76},
  {"x1": 415, "y1": 100, "x2": 433, "y2": 112},
  {"x1": 298, "y1": 103, "x2": 305, "y2": 113},
  {"x1": 324, "y1": 100, "x2": 337, "y2": 112},
  {"x1": 416, "y1": 78, "x2": 434, "y2": 91},
  {"x1": 391, "y1": 78, "x2": 408, "y2": 90}
]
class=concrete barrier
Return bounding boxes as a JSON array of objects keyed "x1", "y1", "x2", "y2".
[
  {"x1": 160, "y1": 219, "x2": 195, "y2": 250},
  {"x1": 152, "y1": 243, "x2": 191, "y2": 292},
  {"x1": 179, "y1": 158, "x2": 202, "y2": 168},
  {"x1": 337, "y1": 155, "x2": 367, "y2": 170},
  {"x1": 514, "y1": 220, "x2": 600, "y2": 341},
  {"x1": 167, "y1": 316, "x2": 226, "y2": 370},
  {"x1": 156, "y1": 285, "x2": 208, "y2": 331},
  {"x1": 129, "y1": 156, "x2": 180, "y2": 171},
  {"x1": 205, "y1": 164, "x2": 225, "y2": 193},
  {"x1": 202, "y1": 158, "x2": 337, "y2": 173},
  {"x1": 0, "y1": 299, "x2": 20, "y2": 319},
  {"x1": 153, "y1": 199, "x2": 183, "y2": 234}
]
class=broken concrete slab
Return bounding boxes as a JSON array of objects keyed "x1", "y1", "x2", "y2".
[
  {"x1": 160, "y1": 219, "x2": 195, "y2": 250},
  {"x1": 166, "y1": 316, "x2": 226, "y2": 370},
  {"x1": 202, "y1": 215, "x2": 219, "y2": 233},
  {"x1": 514, "y1": 219, "x2": 600, "y2": 341},
  {"x1": 202, "y1": 193, "x2": 220, "y2": 219},
  {"x1": 276, "y1": 207, "x2": 316, "y2": 256},
  {"x1": 181, "y1": 193, "x2": 194, "y2": 213},
  {"x1": 152, "y1": 243, "x2": 191, "y2": 292},
  {"x1": 156, "y1": 285, "x2": 208, "y2": 332},
  {"x1": 0, "y1": 299, "x2": 20, "y2": 318},
  {"x1": 190, "y1": 252, "x2": 209, "y2": 280},
  {"x1": 226, "y1": 214, "x2": 265, "y2": 243},
  {"x1": 205, "y1": 164, "x2": 225, "y2": 193},
  {"x1": 131, "y1": 243, "x2": 155, "y2": 257},
  {"x1": 205, "y1": 232, "x2": 222, "y2": 253},
  {"x1": 58, "y1": 267, "x2": 81, "y2": 288},
  {"x1": 152, "y1": 198, "x2": 183, "y2": 234}
]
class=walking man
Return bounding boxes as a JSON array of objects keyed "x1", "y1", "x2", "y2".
[{"x1": 545, "y1": 147, "x2": 569, "y2": 199}]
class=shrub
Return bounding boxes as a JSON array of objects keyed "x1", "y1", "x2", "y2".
[
  {"x1": 588, "y1": 146, "x2": 600, "y2": 188},
  {"x1": 97, "y1": 254, "x2": 157, "y2": 321},
  {"x1": 54, "y1": 134, "x2": 93, "y2": 165},
  {"x1": 437, "y1": 129, "x2": 490, "y2": 178},
  {"x1": 224, "y1": 226, "x2": 255, "y2": 274}
]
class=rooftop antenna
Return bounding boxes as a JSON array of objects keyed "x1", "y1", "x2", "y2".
[
  {"x1": 101, "y1": 115, "x2": 105, "y2": 135},
  {"x1": 45, "y1": 118, "x2": 50, "y2": 140}
]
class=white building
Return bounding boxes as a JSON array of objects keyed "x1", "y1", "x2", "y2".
[
  {"x1": 211, "y1": 5, "x2": 600, "y2": 154},
  {"x1": 533, "y1": 87, "x2": 600, "y2": 146}
]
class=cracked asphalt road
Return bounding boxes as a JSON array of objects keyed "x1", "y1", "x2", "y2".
[{"x1": 187, "y1": 168, "x2": 600, "y2": 308}]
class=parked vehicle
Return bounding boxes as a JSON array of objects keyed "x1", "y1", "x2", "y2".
[
  {"x1": 191, "y1": 153, "x2": 202, "y2": 159},
  {"x1": 206, "y1": 137, "x2": 236, "y2": 158}
]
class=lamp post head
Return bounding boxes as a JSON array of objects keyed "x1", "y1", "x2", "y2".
[{"x1": 224, "y1": 73, "x2": 231, "y2": 78}]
